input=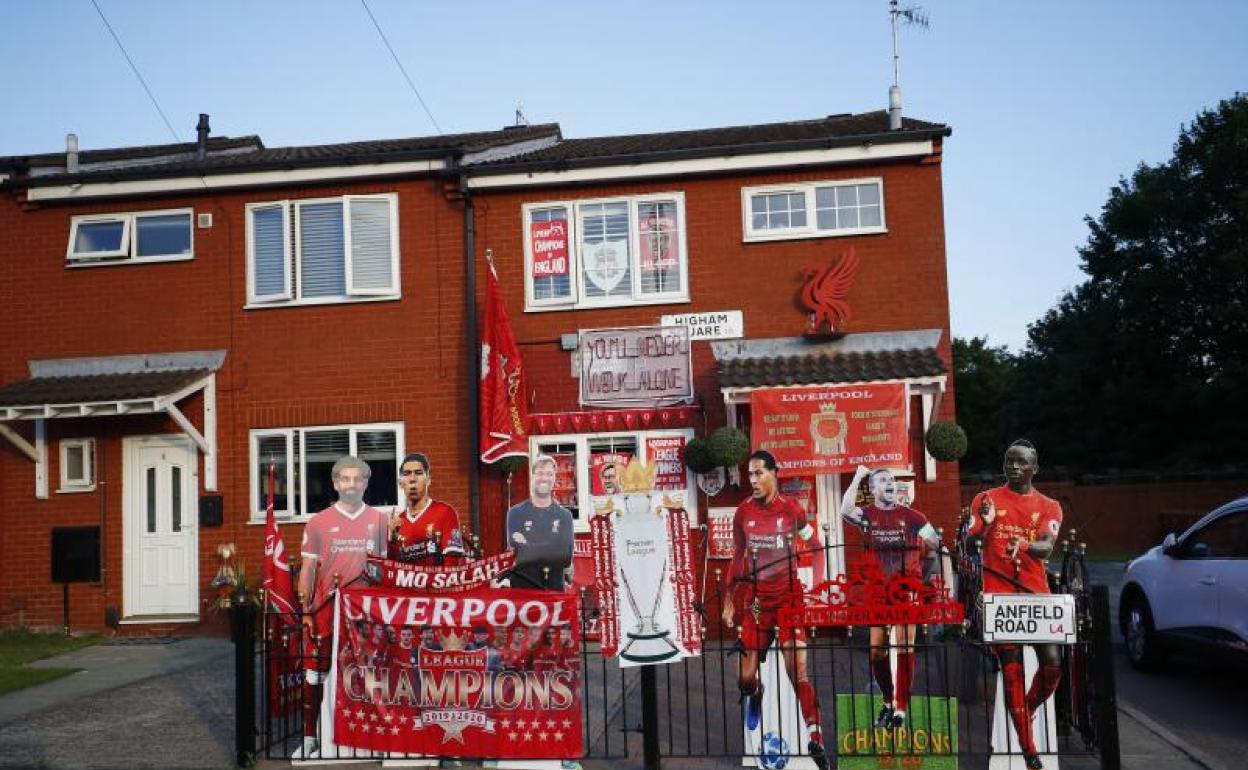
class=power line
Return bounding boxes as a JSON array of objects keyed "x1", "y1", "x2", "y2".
[
  {"x1": 90, "y1": 0, "x2": 182, "y2": 144},
  {"x1": 359, "y1": 0, "x2": 443, "y2": 135}
]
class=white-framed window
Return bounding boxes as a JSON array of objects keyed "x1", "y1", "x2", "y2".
[
  {"x1": 529, "y1": 428, "x2": 696, "y2": 533},
  {"x1": 742, "y1": 178, "x2": 885, "y2": 242},
  {"x1": 245, "y1": 194, "x2": 400, "y2": 307},
  {"x1": 58, "y1": 438, "x2": 95, "y2": 492},
  {"x1": 66, "y1": 208, "x2": 194, "y2": 265},
  {"x1": 248, "y1": 422, "x2": 404, "y2": 522},
  {"x1": 522, "y1": 192, "x2": 688, "y2": 311}
]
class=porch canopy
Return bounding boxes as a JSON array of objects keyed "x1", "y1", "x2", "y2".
[
  {"x1": 712, "y1": 329, "x2": 948, "y2": 479},
  {"x1": 0, "y1": 350, "x2": 224, "y2": 494}
]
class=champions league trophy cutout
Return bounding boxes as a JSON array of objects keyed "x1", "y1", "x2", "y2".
[{"x1": 596, "y1": 458, "x2": 682, "y2": 664}]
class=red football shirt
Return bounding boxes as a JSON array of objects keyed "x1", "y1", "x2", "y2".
[
  {"x1": 967, "y1": 485, "x2": 1063, "y2": 594},
  {"x1": 300, "y1": 503, "x2": 388, "y2": 610},
  {"x1": 390, "y1": 500, "x2": 465, "y2": 562},
  {"x1": 853, "y1": 504, "x2": 933, "y2": 578},
  {"x1": 725, "y1": 493, "x2": 809, "y2": 602}
]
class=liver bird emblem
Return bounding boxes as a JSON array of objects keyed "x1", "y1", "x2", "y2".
[{"x1": 800, "y1": 247, "x2": 861, "y2": 335}]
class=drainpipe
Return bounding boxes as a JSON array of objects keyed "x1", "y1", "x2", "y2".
[{"x1": 463, "y1": 173, "x2": 481, "y2": 537}]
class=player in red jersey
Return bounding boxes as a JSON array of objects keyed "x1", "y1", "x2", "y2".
[
  {"x1": 297, "y1": 455, "x2": 389, "y2": 757},
  {"x1": 968, "y1": 440, "x2": 1063, "y2": 770},
  {"x1": 840, "y1": 465, "x2": 941, "y2": 730},
  {"x1": 721, "y1": 451, "x2": 828, "y2": 770},
  {"x1": 389, "y1": 453, "x2": 465, "y2": 564}
]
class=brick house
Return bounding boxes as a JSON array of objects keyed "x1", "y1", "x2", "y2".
[{"x1": 0, "y1": 110, "x2": 956, "y2": 633}]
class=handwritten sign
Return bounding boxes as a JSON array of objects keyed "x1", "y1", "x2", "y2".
[{"x1": 579, "y1": 326, "x2": 692, "y2": 407}]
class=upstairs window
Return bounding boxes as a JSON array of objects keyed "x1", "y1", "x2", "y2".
[
  {"x1": 742, "y1": 178, "x2": 885, "y2": 242},
  {"x1": 67, "y1": 209, "x2": 193, "y2": 265},
  {"x1": 246, "y1": 194, "x2": 400, "y2": 307},
  {"x1": 523, "y1": 193, "x2": 688, "y2": 311}
]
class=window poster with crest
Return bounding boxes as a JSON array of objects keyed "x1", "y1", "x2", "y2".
[{"x1": 590, "y1": 457, "x2": 700, "y2": 667}]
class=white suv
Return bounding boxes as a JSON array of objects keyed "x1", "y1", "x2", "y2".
[{"x1": 1119, "y1": 497, "x2": 1248, "y2": 671}]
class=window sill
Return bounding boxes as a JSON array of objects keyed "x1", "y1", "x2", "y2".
[
  {"x1": 244, "y1": 294, "x2": 401, "y2": 311},
  {"x1": 57, "y1": 485, "x2": 97, "y2": 494},
  {"x1": 525, "y1": 295, "x2": 690, "y2": 314},
  {"x1": 743, "y1": 226, "x2": 888, "y2": 244},
  {"x1": 67, "y1": 254, "x2": 195, "y2": 268}
]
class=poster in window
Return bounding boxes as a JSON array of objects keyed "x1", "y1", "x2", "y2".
[
  {"x1": 530, "y1": 219, "x2": 569, "y2": 278},
  {"x1": 645, "y1": 436, "x2": 687, "y2": 492},
  {"x1": 551, "y1": 452, "x2": 578, "y2": 510},
  {"x1": 583, "y1": 240, "x2": 629, "y2": 293},
  {"x1": 639, "y1": 210, "x2": 677, "y2": 272},
  {"x1": 591, "y1": 452, "x2": 631, "y2": 496}
]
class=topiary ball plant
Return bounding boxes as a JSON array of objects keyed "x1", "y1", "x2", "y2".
[
  {"x1": 925, "y1": 421, "x2": 968, "y2": 462},
  {"x1": 495, "y1": 455, "x2": 528, "y2": 475},
  {"x1": 708, "y1": 426, "x2": 751, "y2": 468},
  {"x1": 683, "y1": 437, "x2": 717, "y2": 474}
]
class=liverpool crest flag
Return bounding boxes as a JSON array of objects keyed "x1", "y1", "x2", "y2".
[{"x1": 480, "y1": 257, "x2": 530, "y2": 462}]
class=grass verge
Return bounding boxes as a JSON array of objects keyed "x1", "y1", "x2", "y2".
[{"x1": 0, "y1": 630, "x2": 100, "y2": 695}]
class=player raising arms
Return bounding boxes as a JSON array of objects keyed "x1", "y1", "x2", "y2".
[{"x1": 839, "y1": 465, "x2": 941, "y2": 729}]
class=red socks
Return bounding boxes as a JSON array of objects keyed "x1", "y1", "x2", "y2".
[
  {"x1": 1001, "y1": 659, "x2": 1037, "y2": 756},
  {"x1": 895, "y1": 651, "x2": 915, "y2": 712},
  {"x1": 1026, "y1": 664, "x2": 1063, "y2": 714},
  {"x1": 796, "y1": 679, "x2": 822, "y2": 730},
  {"x1": 870, "y1": 656, "x2": 894, "y2": 703},
  {"x1": 302, "y1": 681, "x2": 322, "y2": 738}
]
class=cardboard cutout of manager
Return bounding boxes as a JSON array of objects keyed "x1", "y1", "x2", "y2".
[{"x1": 505, "y1": 453, "x2": 574, "y2": 590}]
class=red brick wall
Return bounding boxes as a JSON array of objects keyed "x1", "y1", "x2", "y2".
[
  {"x1": 959, "y1": 480, "x2": 1248, "y2": 556},
  {"x1": 0, "y1": 176, "x2": 476, "y2": 631},
  {"x1": 1, "y1": 145, "x2": 959, "y2": 632},
  {"x1": 474, "y1": 150, "x2": 962, "y2": 543}
]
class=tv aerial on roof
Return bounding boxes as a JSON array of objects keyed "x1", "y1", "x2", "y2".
[{"x1": 887, "y1": 0, "x2": 931, "y2": 130}]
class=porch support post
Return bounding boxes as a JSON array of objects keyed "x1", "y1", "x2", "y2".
[{"x1": 35, "y1": 419, "x2": 48, "y2": 499}]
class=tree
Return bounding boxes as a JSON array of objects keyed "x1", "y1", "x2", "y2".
[
  {"x1": 951, "y1": 336, "x2": 1019, "y2": 474},
  {"x1": 1014, "y1": 94, "x2": 1248, "y2": 471}
]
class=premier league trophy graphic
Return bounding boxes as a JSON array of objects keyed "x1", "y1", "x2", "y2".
[{"x1": 597, "y1": 458, "x2": 683, "y2": 664}]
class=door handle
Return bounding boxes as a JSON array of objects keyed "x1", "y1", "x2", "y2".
[{"x1": 1199, "y1": 576, "x2": 1217, "y2": 586}]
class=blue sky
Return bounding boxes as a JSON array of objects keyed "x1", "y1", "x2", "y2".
[{"x1": 2, "y1": 1, "x2": 1244, "y2": 349}]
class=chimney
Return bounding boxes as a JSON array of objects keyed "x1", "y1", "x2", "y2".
[
  {"x1": 196, "y1": 114, "x2": 210, "y2": 161},
  {"x1": 66, "y1": 133, "x2": 79, "y2": 174},
  {"x1": 888, "y1": 85, "x2": 903, "y2": 131}
]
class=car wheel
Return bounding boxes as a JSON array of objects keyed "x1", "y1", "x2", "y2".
[{"x1": 1123, "y1": 594, "x2": 1163, "y2": 672}]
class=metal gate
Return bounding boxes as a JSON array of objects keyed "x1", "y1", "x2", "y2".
[{"x1": 232, "y1": 538, "x2": 1119, "y2": 769}]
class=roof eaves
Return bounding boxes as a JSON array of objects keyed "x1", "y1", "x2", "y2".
[{"x1": 470, "y1": 125, "x2": 950, "y2": 176}]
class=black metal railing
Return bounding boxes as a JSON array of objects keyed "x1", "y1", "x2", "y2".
[{"x1": 232, "y1": 538, "x2": 1119, "y2": 770}]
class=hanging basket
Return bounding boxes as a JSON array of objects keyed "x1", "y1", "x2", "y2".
[
  {"x1": 494, "y1": 455, "x2": 528, "y2": 475},
  {"x1": 708, "y1": 426, "x2": 751, "y2": 468},
  {"x1": 925, "y1": 422, "x2": 968, "y2": 462},
  {"x1": 683, "y1": 438, "x2": 717, "y2": 474}
]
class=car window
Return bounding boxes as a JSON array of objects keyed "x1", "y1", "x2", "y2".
[{"x1": 1183, "y1": 512, "x2": 1247, "y2": 558}]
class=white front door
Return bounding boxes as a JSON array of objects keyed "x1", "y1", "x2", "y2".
[
  {"x1": 815, "y1": 473, "x2": 846, "y2": 579},
  {"x1": 124, "y1": 435, "x2": 198, "y2": 617}
]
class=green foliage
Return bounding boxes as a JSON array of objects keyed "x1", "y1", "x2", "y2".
[
  {"x1": 961, "y1": 94, "x2": 1248, "y2": 472},
  {"x1": 708, "y1": 426, "x2": 751, "y2": 468},
  {"x1": 952, "y1": 337, "x2": 1018, "y2": 471},
  {"x1": 0, "y1": 630, "x2": 99, "y2": 695},
  {"x1": 683, "y1": 437, "x2": 717, "y2": 474},
  {"x1": 494, "y1": 455, "x2": 528, "y2": 475},
  {"x1": 925, "y1": 422, "x2": 968, "y2": 462}
]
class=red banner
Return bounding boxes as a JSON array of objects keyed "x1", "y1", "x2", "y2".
[
  {"x1": 665, "y1": 507, "x2": 700, "y2": 654},
  {"x1": 262, "y1": 464, "x2": 300, "y2": 716},
  {"x1": 750, "y1": 384, "x2": 909, "y2": 476},
  {"x1": 590, "y1": 452, "x2": 631, "y2": 496},
  {"x1": 529, "y1": 406, "x2": 697, "y2": 435},
  {"x1": 334, "y1": 586, "x2": 583, "y2": 759},
  {"x1": 551, "y1": 452, "x2": 577, "y2": 509},
  {"x1": 589, "y1": 516, "x2": 619, "y2": 657},
  {"x1": 639, "y1": 210, "x2": 678, "y2": 271},
  {"x1": 480, "y1": 260, "x2": 530, "y2": 463},
  {"x1": 366, "y1": 552, "x2": 515, "y2": 591},
  {"x1": 707, "y1": 509, "x2": 735, "y2": 560},
  {"x1": 530, "y1": 220, "x2": 569, "y2": 278},
  {"x1": 646, "y1": 436, "x2": 687, "y2": 491}
]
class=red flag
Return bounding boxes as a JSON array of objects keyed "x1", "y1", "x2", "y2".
[
  {"x1": 262, "y1": 460, "x2": 299, "y2": 716},
  {"x1": 479, "y1": 257, "x2": 530, "y2": 462}
]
